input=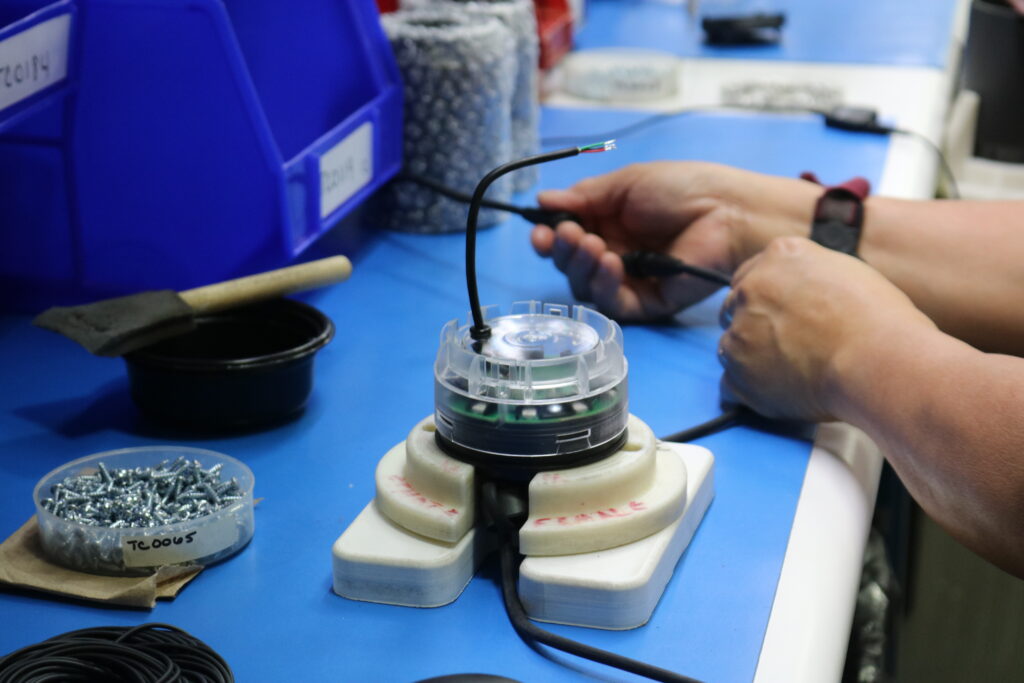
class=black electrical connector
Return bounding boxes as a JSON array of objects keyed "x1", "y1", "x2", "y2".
[
  {"x1": 702, "y1": 12, "x2": 786, "y2": 45},
  {"x1": 516, "y1": 207, "x2": 580, "y2": 227},
  {"x1": 822, "y1": 106, "x2": 891, "y2": 135},
  {"x1": 621, "y1": 251, "x2": 732, "y2": 286}
]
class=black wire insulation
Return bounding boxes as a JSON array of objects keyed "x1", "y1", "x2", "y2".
[
  {"x1": 394, "y1": 170, "x2": 580, "y2": 227},
  {"x1": 660, "y1": 407, "x2": 746, "y2": 443},
  {"x1": 541, "y1": 105, "x2": 960, "y2": 201},
  {"x1": 397, "y1": 169, "x2": 524, "y2": 214},
  {"x1": 621, "y1": 251, "x2": 732, "y2": 287},
  {"x1": 480, "y1": 481, "x2": 707, "y2": 683},
  {"x1": 540, "y1": 104, "x2": 824, "y2": 147},
  {"x1": 0, "y1": 623, "x2": 233, "y2": 683},
  {"x1": 466, "y1": 147, "x2": 582, "y2": 341}
]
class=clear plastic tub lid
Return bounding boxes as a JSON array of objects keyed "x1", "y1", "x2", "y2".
[
  {"x1": 436, "y1": 301, "x2": 626, "y2": 403},
  {"x1": 560, "y1": 48, "x2": 681, "y2": 103}
]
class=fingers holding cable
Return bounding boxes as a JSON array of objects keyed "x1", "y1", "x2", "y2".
[
  {"x1": 715, "y1": 239, "x2": 800, "y2": 417},
  {"x1": 531, "y1": 181, "x2": 600, "y2": 263},
  {"x1": 531, "y1": 219, "x2": 595, "y2": 293},
  {"x1": 558, "y1": 226, "x2": 640, "y2": 319},
  {"x1": 716, "y1": 330, "x2": 762, "y2": 414},
  {"x1": 565, "y1": 230, "x2": 611, "y2": 299},
  {"x1": 715, "y1": 239, "x2": 857, "y2": 421},
  {"x1": 530, "y1": 219, "x2": 590, "y2": 276},
  {"x1": 716, "y1": 299, "x2": 782, "y2": 418},
  {"x1": 537, "y1": 221, "x2": 609, "y2": 303},
  {"x1": 531, "y1": 221, "x2": 653, "y2": 321},
  {"x1": 717, "y1": 285, "x2": 741, "y2": 329},
  {"x1": 729, "y1": 249, "x2": 764, "y2": 287},
  {"x1": 712, "y1": 248, "x2": 767, "y2": 329},
  {"x1": 551, "y1": 221, "x2": 591, "y2": 275}
]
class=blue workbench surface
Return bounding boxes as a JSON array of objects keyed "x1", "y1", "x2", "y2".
[
  {"x1": 577, "y1": 0, "x2": 959, "y2": 68},
  {"x1": 0, "y1": 109, "x2": 888, "y2": 682}
]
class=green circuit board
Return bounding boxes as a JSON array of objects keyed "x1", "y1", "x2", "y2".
[{"x1": 444, "y1": 386, "x2": 622, "y2": 425}]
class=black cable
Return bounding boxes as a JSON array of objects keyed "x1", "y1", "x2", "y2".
[
  {"x1": 466, "y1": 146, "x2": 606, "y2": 341},
  {"x1": 621, "y1": 251, "x2": 732, "y2": 286},
  {"x1": 541, "y1": 103, "x2": 824, "y2": 147},
  {"x1": 660, "y1": 407, "x2": 745, "y2": 443},
  {"x1": 399, "y1": 173, "x2": 735, "y2": 289},
  {"x1": 394, "y1": 170, "x2": 580, "y2": 227},
  {"x1": 818, "y1": 108, "x2": 961, "y2": 200},
  {"x1": 396, "y1": 169, "x2": 521, "y2": 212},
  {"x1": 0, "y1": 623, "x2": 233, "y2": 683},
  {"x1": 480, "y1": 481, "x2": 706, "y2": 683},
  {"x1": 804, "y1": 108, "x2": 962, "y2": 200},
  {"x1": 543, "y1": 104, "x2": 960, "y2": 200}
]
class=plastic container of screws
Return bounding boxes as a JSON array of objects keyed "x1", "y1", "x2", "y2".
[{"x1": 33, "y1": 446, "x2": 255, "y2": 576}]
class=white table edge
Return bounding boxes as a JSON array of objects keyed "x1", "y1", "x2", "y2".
[{"x1": 752, "y1": 423, "x2": 885, "y2": 683}]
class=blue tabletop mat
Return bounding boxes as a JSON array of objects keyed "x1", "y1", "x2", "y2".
[
  {"x1": 577, "y1": 0, "x2": 959, "y2": 69},
  {"x1": 0, "y1": 109, "x2": 888, "y2": 682}
]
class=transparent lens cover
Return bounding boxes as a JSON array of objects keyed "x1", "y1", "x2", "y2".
[{"x1": 434, "y1": 301, "x2": 628, "y2": 462}]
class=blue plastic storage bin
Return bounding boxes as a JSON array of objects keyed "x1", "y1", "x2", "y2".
[{"x1": 0, "y1": 0, "x2": 402, "y2": 311}]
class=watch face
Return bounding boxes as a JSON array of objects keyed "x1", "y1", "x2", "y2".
[
  {"x1": 813, "y1": 218, "x2": 859, "y2": 255},
  {"x1": 811, "y1": 188, "x2": 863, "y2": 256}
]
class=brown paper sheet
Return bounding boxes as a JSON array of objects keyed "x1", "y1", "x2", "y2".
[{"x1": 0, "y1": 516, "x2": 202, "y2": 608}]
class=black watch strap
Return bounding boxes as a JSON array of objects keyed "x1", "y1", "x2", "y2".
[{"x1": 802, "y1": 173, "x2": 870, "y2": 256}]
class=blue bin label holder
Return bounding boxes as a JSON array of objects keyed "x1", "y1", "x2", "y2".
[
  {"x1": 0, "y1": 4, "x2": 73, "y2": 128},
  {"x1": 0, "y1": 0, "x2": 403, "y2": 311},
  {"x1": 318, "y1": 121, "x2": 374, "y2": 220}
]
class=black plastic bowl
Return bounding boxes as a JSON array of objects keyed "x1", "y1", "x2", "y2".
[{"x1": 124, "y1": 298, "x2": 334, "y2": 429}]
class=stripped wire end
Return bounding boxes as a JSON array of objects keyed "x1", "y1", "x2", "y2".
[{"x1": 578, "y1": 139, "x2": 617, "y2": 154}]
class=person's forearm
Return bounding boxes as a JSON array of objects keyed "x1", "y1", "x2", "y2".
[
  {"x1": 827, "y1": 324, "x2": 1024, "y2": 577},
  {"x1": 734, "y1": 176, "x2": 1024, "y2": 353},
  {"x1": 858, "y1": 198, "x2": 1024, "y2": 353}
]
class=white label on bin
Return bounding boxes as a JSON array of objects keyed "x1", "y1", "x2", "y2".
[
  {"x1": 121, "y1": 510, "x2": 240, "y2": 567},
  {"x1": 0, "y1": 13, "x2": 71, "y2": 114},
  {"x1": 319, "y1": 122, "x2": 373, "y2": 219}
]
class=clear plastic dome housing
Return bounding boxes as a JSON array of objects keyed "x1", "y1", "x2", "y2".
[{"x1": 434, "y1": 301, "x2": 629, "y2": 467}]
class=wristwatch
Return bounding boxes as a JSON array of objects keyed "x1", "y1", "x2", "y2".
[{"x1": 801, "y1": 173, "x2": 870, "y2": 257}]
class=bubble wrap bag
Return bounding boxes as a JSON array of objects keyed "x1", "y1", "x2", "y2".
[
  {"x1": 405, "y1": 0, "x2": 540, "y2": 191},
  {"x1": 376, "y1": 11, "x2": 515, "y2": 233}
]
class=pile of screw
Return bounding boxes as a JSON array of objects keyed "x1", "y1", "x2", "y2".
[
  {"x1": 720, "y1": 80, "x2": 843, "y2": 112},
  {"x1": 41, "y1": 457, "x2": 244, "y2": 528},
  {"x1": 36, "y1": 456, "x2": 251, "y2": 574}
]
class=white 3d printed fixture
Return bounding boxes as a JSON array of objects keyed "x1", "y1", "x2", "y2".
[{"x1": 331, "y1": 302, "x2": 714, "y2": 630}]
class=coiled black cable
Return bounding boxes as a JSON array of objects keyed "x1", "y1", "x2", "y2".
[{"x1": 0, "y1": 623, "x2": 233, "y2": 683}]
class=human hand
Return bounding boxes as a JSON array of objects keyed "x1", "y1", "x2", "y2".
[
  {"x1": 717, "y1": 237, "x2": 936, "y2": 421},
  {"x1": 530, "y1": 161, "x2": 820, "y2": 321}
]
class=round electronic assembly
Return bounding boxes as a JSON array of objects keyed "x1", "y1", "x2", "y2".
[{"x1": 434, "y1": 301, "x2": 628, "y2": 473}]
